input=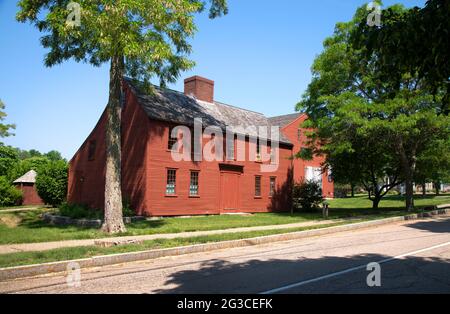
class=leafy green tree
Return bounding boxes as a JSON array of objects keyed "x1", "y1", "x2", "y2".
[
  {"x1": 415, "y1": 138, "x2": 450, "y2": 195},
  {"x1": 35, "y1": 160, "x2": 68, "y2": 207},
  {"x1": 18, "y1": 0, "x2": 228, "y2": 233},
  {"x1": 0, "y1": 176, "x2": 22, "y2": 207},
  {"x1": 16, "y1": 149, "x2": 31, "y2": 160},
  {"x1": 350, "y1": 3, "x2": 450, "y2": 210},
  {"x1": 325, "y1": 135, "x2": 402, "y2": 209},
  {"x1": 15, "y1": 149, "x2": 42, "y2": 160},
  {"x1": 0, "y1": 145, "x2": 19, "y2": 177},
  {"x1": 45, "y1": 150, "x2": 64, "y2": 162},
  {"x1": 7, "y1": 157, "x2": 50, "y2": 182},
  {"x1": 298, "y1": 4, "x2": 449, "y2": 211},
  {"x1": 0, "y1": 99, "x2": 15, "y2": 139},
  {"x1": 28, "y1": 149, "x2": 42, "y2": 158},
  {"x1": 297, "y1": 6, "x2": 402, "y2": 209},
  {"x1": 356, "y1": 0, "x2": 449, "y2": 114}
]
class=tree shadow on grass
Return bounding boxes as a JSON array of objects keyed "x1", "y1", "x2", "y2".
[
  {"x1": 20, "y1": 212, "x2": 166, "y2": 232},
  {"x1": 124, "y1": 219, "x2": 166, "y2": 230}
]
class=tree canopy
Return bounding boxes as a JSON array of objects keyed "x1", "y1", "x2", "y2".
[
  {"x1": 297, "y1": 3, "x2": 450, "y2": 210},
  {"x1": 17, "y1": 0, "x2": 228, "y2": 86},
  {"x1": 17, "y1": 0, "x2": 228, "y2": 233},
  {"x1": 0, "y1": 99, "x2": 15, "y2": 139}
]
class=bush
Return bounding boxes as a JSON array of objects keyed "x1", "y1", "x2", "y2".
[
  {"x1": 0, "y1": 145, "x2": 19, "y2": 177},
  {"x1": 35, "y1": 160, "x2": 68, "y2": 207},
  {"x1": 7, "y1": 157, "x2": 50, "y2": 182},
  {"x1": 58, "y1": 202, "x2": 101, "y2": 219},
  {"x1": 0, "y1": 176, "x2": 23, "y2": 206},
  {"x1": 59, "y1": 200, "x2": 135, "y2": 220},
  {"x1": 122, "y1": 198, "x2": 135, "y2": 217},
  {"x1": 292, "y1": 181, "x2": 324, "y2": 212}
]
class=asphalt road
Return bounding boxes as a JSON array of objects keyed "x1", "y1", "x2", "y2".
[{"x1": 1, "y1": 216, "x2": 449, "y2": 294}]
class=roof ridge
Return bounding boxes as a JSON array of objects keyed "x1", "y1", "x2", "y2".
[
  {"x1": 213, "y1": 101, "x2": 265, "y2": 116},
  {"x1": 124, "y1": 77, "x2": 265, "y2": 116},
  {"x1": 13, "y1": 169, "x2": 38, "y2": 184},
  {"x1": 269, "y1": 112, "x2": 302, "y2": 119}
]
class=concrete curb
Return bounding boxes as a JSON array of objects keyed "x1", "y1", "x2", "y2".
[{"x1": 1, "y1": 208, "x2": 449, "y2": 281}]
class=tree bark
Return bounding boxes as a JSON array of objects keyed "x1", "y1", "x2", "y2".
[
  {"x1": 396, "y1": 138, "x2": 416, "y2": 212},
  {"x1": 372, "y1": 196, "x2": 380, "y2": 210},
  {"x1": 434, "y1": 181, "x2": 440, "y2": 196},
  {"x1": 404, "y1": 172, "x2": 415, "y2": 211},
  {"x1": 101, "y1": 54, "x2": 126, "y2": 234},
  {"x1": 422, "y1": 182, "x2": 426, "y2": 197},
  {"x1": 351, "y1": 183, "x2": 355, "y2": 198}
]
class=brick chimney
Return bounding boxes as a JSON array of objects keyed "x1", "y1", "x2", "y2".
[{"x1": 184, "y1": 76, "x2": 214, "y2": 103}]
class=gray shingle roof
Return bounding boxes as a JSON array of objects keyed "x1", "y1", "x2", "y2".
[
  {"x1": 13, "y1": 170, "x2": 37, "y2": 184},
  {"x1": 268, "y1": 113, "x2": 304, "y2": 129},
  {"x1": 125, "y1": 79, "x2": 292, "y2": 145}
]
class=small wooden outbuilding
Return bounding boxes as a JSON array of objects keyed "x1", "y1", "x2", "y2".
[{"x1": 13, "y1": 170, "x2": 45, "y2": 206}]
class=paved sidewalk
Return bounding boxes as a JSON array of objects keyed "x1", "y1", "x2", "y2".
[{"x1": 0, "y1": 218, "x2": 356, "y2": 255}]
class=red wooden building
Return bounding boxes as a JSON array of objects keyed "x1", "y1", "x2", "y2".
[
  {"x1": 13, "y1": 170, "x2": 45, "y2": 206},
  {"x1": 269, "y1": 113, "x2": 334, "y2": 198},
  {"x1": 68, "y1": 76, "x2": 333, "y2": 216}
]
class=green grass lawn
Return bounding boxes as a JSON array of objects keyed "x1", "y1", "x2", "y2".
[
  {"x1": 329, "y1": 194, "x2": 450, "y2": 210},
  {"x1": 0, "y1": 194, "x2": 448, "y2": 245},
  {"x1": 0, "y1": 221, "x2": 355, "y2": 268}
]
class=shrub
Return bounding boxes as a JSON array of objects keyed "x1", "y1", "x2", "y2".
[
  {"x1": 58, "y1": 202, "x2": 101, "y2": 219},
  {"x1": 0, "y1": 176, "x2": 23, "y2": 206},
  {"x1": 59, "y1": 200, "x2": 135, "y2": 220},
  {"x1": 292, "y1": 181, "x2": 324, "y2": 212},
  {"x1": 0, "y1": 145, "x2": 19, "y2": 177},
  {"x1": 35, "y1": 160, "x2": 68, "y2": 207},
  {"x1": 122, "y1": 198, "x2": 135, "y2": 217},
  {"x1": 7, "y1": 157, "x2": 50, "y2": 182}
]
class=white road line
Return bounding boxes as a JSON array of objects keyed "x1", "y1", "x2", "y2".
[{"x1": 260, "y1": 240, "x2": 450, "y2": 294}]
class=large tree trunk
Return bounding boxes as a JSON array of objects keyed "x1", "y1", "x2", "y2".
[
  {"x1": 351, "y1": 183, "x2": 355, "y2": 198},
  {"x1": 404, "y1": 175, "x2": 415, "y2": 211},
  {"x1": 397, "y1": 138, "x2": 416, "y2": 212},
  {"x1": 422, "y1": 181, "x2": 426, "y2": 197},
  {"x1": 372, "y1": 196, "x2": 381, "y2": 210},
  {"x1": 102, "y1": 54, "x2": 126, "y2": 234},
  {"x1": 434, "y1": 181, "x2": 440, "y2": 196}
]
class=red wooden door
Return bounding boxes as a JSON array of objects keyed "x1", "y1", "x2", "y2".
[{"x1": 220, "y1": 172, "x2": 240, "y2": 212}]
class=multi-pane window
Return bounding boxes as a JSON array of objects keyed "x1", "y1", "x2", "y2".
[
  {"x1": 297, "y1": 128, "x2": 302, "y2": 142},
  {"x1": 254, "y1": 138, "x2": 261, "y2": 162},
  {"x1": 269, "y1": 145, "x2": 277, "y2": 164},
  {"x1": 255, "y1": 176, "x2": 262, "y2": 197},
  {"x1": 166, "y1": 169, "x2": 177, "y2": 195},
  {"x1": 270, "y1": 177, "x2": 276, "y2": 196},
  {"x1": 190, "y1": 171, "x2": 199, "y2": 196},
  {"x1": 226, "y1": 136, "x2": 235, "y2": 161},
  {"x1": 168, "y1": 126, "x2": 178, "y2": 151}
]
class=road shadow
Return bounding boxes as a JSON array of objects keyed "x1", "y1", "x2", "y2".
[
  {"x1": 150, "y1": 252, "x2": 450, "y2": 294},
  {"x1": 404, "y1": 217, "x2": 450, "y2": 234}
]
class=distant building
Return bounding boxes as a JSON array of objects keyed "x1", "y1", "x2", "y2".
[
  {"x1": 13, "y1": 170, "x2": 45, "y2": 206},
  {"x1": 441, "y1": 184, "x2": 450, "y2": 193}
]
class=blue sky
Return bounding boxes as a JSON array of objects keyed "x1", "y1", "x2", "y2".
[{"x1": 0, "y1": 0, "x2": 425, "y2": 159}]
